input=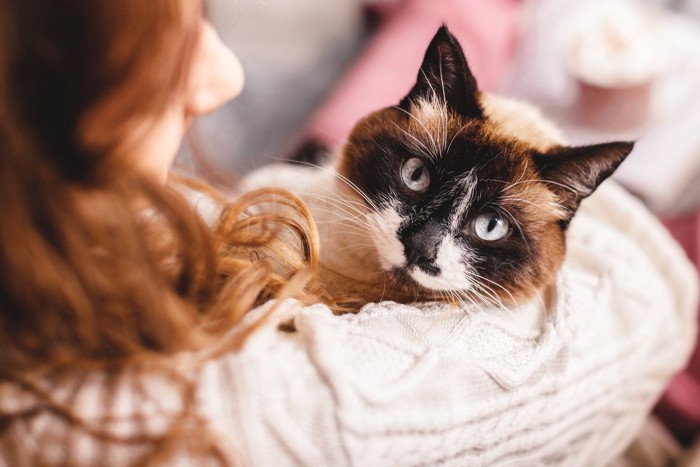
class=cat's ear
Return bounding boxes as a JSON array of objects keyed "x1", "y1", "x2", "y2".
[
  {"x1": 399, "y1": 25, "x2": 483, "y2": 119},
  {"x1": 533, "y1": 141, "x2": 634, "y2": 225}
]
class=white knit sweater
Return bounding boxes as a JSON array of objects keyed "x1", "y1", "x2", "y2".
[{"x1": 0, "y1": 182, "x2": 697, "y2": 466}]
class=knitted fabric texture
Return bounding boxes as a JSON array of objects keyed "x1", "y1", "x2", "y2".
[{"x1": 0, "y1": 182, "x2": 697, "y2": 466}]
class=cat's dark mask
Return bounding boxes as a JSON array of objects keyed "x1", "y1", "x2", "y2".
[{"x1": 338, "y1": 25, "x2": 633, "y2": 302}]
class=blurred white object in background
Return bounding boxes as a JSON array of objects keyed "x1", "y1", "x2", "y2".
[
  {"x1": 558, "y1": 0, "x2": 665, "y2": 130},
  {"x1": 508, "y1": 0, "x2": 700, "y2": 215},
  {"x1": 560, "y1": 0, "x2": 665, "y2": 88}
]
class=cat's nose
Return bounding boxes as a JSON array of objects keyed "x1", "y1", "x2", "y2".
[{"x1": 404, "y1": 220, "x2": 442, "y2": 266}]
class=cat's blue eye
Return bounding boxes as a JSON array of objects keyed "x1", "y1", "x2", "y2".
[
  {"x1": 401, "y1": 157, "x2": 430, "y2": 192},
  {"x1": 473, "y1": 212, "x2": 510, "y2": 241}
]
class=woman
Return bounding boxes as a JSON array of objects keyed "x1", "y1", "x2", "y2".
[
  {"x1": 0, "y1": 1, "x2": 696, "y2": 465},
  {"x1": 0, "y1": 1, "x2": 323, "y2": 464}
]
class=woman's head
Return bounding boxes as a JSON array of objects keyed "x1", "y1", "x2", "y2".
[
  {"x1": 2, "y1": 0, "x2": 243, "y2": 183},
  {"x1": 0, "y1": 2, "x2": 322, "y2": 464},
  {"x1": 0, "y1": 0, "x2": 318, "y2": 371}
]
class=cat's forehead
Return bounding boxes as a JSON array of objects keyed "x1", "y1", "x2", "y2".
[
  {"x1": 479, "y1": 94, "x2": 566, "y2": 151},
  {"x1": 405, "y1": 93, "x2": 566, "y2": 155}
]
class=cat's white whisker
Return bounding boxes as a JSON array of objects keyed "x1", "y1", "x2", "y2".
[
  {"x1": 302, "y1": 193, "x2": 369, "y2": 218},
  {"x1": 391, "y1": 122, "x2": 434, "y2": 160},
  {"x1": 314, "y1": 221, "x2": 376, "y2": 238},
  {"x1": 294, "y1": 161, "x2": 382, "y2": 213},
  {"x1": 499, "y1": 195, "x2": 563, "y2": 211},
  {"x1": 471, "y1": 271, "x2": 521, "y2": 313},
  {"x1": 504, "y1": 178, "x2": 579, "y2": 195},
  {"x1": 434, "y1": 58, "x2": 448, "y2": 154},
  {"x1": 446, "y1": 122, "x2": 472, "y2": 155},
  {"x1": 510, "y1": 169, "x2": 531, "y2": 192},
  {"x1": 419, "y1": 67, "x2": 439, "y2": 107},
  {"x1": 395, "y1": 105, "x2": 440, "y2": 160},
  {"x1": 331, "y1": 243, "x2": 378, "y2": 256},
  {"x1": 455, "y1": 289, "x2": 484, "y2": 314},
  {"x1": 298, "y1": 194, "x2": 384, "y2": 236}
]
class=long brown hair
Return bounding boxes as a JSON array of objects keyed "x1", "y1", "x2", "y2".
[{"x1": 0, "y1": 0, "x2": 325, "y2": 463}]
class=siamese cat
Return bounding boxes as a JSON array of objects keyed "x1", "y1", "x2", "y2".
[{"x1": 244, "y1": 26, "x2": 633, "y2": 308}]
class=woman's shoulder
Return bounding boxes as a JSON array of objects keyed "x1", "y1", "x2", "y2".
[{"x1": 2, "y1": 180, "x2": 696, "y2": 466}]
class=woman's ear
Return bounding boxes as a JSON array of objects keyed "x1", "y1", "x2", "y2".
[{"x1": 186, "y1": 22, "x2": 244, "y2": 117}]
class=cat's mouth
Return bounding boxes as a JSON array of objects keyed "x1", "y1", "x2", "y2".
[
  {"x1": 386, "y1": 246, "x2": 474, "y2": 293},
  {"x1": 389, "y1": 264, "x2": 471, "y2": 295},
  {"x1": 408, "y1": 256, "x2": 441, "y2": 276},
  {"x1": 407, "y1": 265, "x2": 472, "y2": 292},
  {"x1": 365, "y1": 207, "x2": 473, "y2": 292}
]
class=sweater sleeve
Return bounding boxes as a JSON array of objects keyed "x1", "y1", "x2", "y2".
[{"x1": 198, "y1": 181, "x2": 698, "y2": 466}]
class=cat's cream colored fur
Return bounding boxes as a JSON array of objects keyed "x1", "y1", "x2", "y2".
[{"x1": 480, "y1": 94, "x2": 566, "y2": 152}]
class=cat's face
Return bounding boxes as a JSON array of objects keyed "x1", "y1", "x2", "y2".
[{"x1": 339, "y1": 26, "x2": 633, "y2": 303}]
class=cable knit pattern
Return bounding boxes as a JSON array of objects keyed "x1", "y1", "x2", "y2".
[{"x1": 0, "y1": 182, "x2": 697, "y2": 466}]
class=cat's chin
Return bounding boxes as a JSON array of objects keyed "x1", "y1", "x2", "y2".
[
  {"x1": 389, "y1": 266, "x2": 472, "y2": 296},
  {"x1": 409, "y1": 266, "x2": 472, "y2": 292}
]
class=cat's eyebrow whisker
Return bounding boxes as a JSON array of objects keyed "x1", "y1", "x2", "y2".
[
  {"x1": 392, "y1": 105, "x2": 440, "y2": 160},
  {"x1": 498, "y1": 195, "x2": 563, "y2": 214},
  {"x1": 436, "y1": 56, "x2": 449, "y2": 153},
  {"x1": 497, "y1": 169, "x2": 532, "y2": 196},
  {"x1": 513, "y1": 168, "x2": 530, "y2": 189},
  {"x1": 419, "y1": 67, "x2": 439, "y2": 107},
  {"x1": 475, "y1": 150, "x2": 505, "y2": 171},
  {"x1": 502, "y1": 178, "x2": 579, "y2": 195},
  {"x1": 391, "y1": 122, "x2": 433, "y2": 160},
  {"x1": 446, "y1": 122, "x2": 471, "y2": 155}
]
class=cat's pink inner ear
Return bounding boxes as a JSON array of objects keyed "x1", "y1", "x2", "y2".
[
  {"x1": 533, "y1": 141, "x2": 634, "y2": 217},
  {"x1": 399, "y1": 25, "x2": 482, "y2": 119}
]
